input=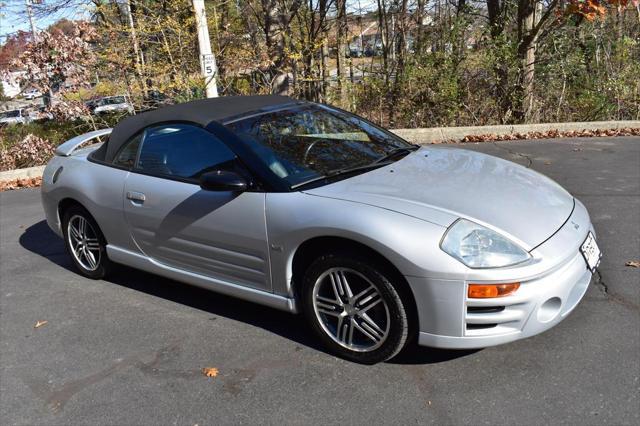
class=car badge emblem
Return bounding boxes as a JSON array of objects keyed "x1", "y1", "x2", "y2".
[{"x1": 571, "y1": 221, "x2": 580, "y2": 230}]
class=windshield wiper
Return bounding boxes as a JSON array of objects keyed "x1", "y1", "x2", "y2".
[
  {"x1": 372, "y1": 145, "x2": 420, "y2": 164},
  {"x1": 291, "y1": 145, "x2": 420, "y2": 190},
  {"x1": 290, "y1": 162, "x2": 391, "y2": 190}
]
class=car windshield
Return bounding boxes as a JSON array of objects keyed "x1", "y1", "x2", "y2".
[
  {"x1": 0, "y1": 110, "x2": 20, "y2": 118},
  {"x1": 226, "y1": 104, "x2": 415, "y2": 187},
  {"x1": 102, "y1": 96, "x2": 126, "y2": 105}
]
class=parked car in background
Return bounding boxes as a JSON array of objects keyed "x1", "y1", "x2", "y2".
[
  {"x1": 348, "y1": 47, "x2": 363, "y2": 58},
  {"x1": 141, "y1": 90, "x2": 172, "y2": 111},
  {"x1": 0, "y1": 109, "x2": 28, "y2": 126},
  {"x1": 23, "y1": 89, "x2": 43, "y2": 100},
  {"x1": 85, "y1": 99, "x2": 98, "y2": 111},
  {"x1": 90, "y1": 95, "x2": 134, "y2": 115},
  {"x1": 27, "y1": 106, "x2": 53, "y2": 122}
]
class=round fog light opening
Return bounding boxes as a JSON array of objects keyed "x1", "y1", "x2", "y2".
[{"x1": 537, "y1": 297, "x2": 562, "y2": 323}]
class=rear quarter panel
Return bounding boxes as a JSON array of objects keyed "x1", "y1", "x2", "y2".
[{"x1": 41, "y1": 152, "x2": 132, "y2": 250}]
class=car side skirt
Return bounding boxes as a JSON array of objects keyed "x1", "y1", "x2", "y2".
[{"x1": 106, "y1": 245, "x2": 298, "y2": 313}]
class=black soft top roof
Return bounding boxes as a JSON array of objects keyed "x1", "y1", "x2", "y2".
[{"x1": 100, "y1": 95, "x2": 300, "y2": 163}]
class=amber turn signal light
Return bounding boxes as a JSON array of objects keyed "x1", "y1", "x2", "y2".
[{"x1": 468, "y1": 283, "x2": 520, "y2": 298}]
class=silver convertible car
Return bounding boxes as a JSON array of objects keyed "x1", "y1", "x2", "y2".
[{"x1": 41, "y1": 95, "x2": 601, "y2": 363}]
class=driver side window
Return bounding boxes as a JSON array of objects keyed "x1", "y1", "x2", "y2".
[{"x1": 135, "y1": 124, "x2": 237, "y2": 181}]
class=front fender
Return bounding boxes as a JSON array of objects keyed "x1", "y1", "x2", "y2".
[{"x1": 266, "y1": 192, "x2": 467, "y2": 297}]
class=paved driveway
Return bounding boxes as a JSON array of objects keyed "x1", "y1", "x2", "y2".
[{"x1": 1, "y1": 137, "x2": 638, "y2": 425}]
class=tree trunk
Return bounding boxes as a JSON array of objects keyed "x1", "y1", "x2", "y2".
[
  {"x1": 320, "y1": 38, "x2": 329, "y2": 102},
  {"x1": 414, "y1": 0, "x2": 427, "y2": 55},
  {"x1": 122, "y1": 0, "x2": 146, "y2": 93},
  {"x1": 515, "y1": 0, "x2": 541, "y2": 123},
  {"x1": 487, "y1": 0, "x2": 511, "y2": 122},
  {"x1": 336, "y1": 0, "x2": 348, "y2": 105},
  {"x1": 376, "y1": 0, "x2": 390, "y2": 83}
]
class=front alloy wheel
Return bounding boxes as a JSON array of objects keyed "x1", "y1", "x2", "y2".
[
  {"x1": 313, "y1": 267, "x2": 390, "y2": 352},
  {"x1": 302, "y1": 253, "x2": 410, "y2": 364}
]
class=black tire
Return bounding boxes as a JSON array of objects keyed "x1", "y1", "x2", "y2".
[
  {"x1": 61, "y1": 204, "x2": 112, "y2": 279},
  {"x1": 301, "y1": 252, "x2": 410, "y2": 364}
]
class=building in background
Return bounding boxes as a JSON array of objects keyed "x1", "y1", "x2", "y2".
[{"x1": 1, "y1": 71, "x2": 24, "y2": 99}]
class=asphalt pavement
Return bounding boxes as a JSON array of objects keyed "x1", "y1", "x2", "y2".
[{"x1": 1, "y1": 137, "x2": 638, "y2": 425}]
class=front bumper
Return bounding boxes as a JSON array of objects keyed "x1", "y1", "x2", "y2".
[{"x1": 409, "y1": 199, "x2": 597, "y2": 349}]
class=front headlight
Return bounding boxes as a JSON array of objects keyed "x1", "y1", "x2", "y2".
[{"x1": 440, "y1": 219, "x2": 531, "y2": 268}]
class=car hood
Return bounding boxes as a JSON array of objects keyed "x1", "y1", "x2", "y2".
[{"x1": 304, "y1": 147, "x2": 574, "y2": 250}]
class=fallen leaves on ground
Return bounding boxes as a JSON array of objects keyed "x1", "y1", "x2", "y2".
[
  {"x1": 34, "y1": 320, "x2": 48, "y2": 328},
  {"x1": 202, "y1": 367, "x2": 219, "y2": 378},
  {"x1": 0, "y1": 177, "x2": 42, "y2": 192},
  {"x1": 459, "y1": 127, "x2": 640, "y2": 143},
  {"x1": 625, "y1": 261, "x2": 640, "y2": 268}
]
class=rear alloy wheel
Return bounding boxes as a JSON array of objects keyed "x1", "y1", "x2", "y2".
[
  {"x1": 302, "y1": 253, "x2": 410, "y2": 364},
  {"x1": 62, "y1": 205, "x2": 111, "y2": 279}
]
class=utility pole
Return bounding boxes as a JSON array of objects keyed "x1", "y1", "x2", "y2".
[
  {"x1": 25, "y1": 0, "x2": 38, "y2": 41},
  {"x1": 123, "y1": 0, "x2": 145, "y2": 90},
  {"x1": 192, "y1": 0, "x2": 218, "y2": 98}
]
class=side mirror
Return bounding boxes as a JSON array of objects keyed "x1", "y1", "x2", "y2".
[{"x1": 199, "y1": 170, "x2": 248, "y2": 192}]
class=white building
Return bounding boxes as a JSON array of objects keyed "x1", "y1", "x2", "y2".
[{"x1": 1, "y1": 71, "x2": 25, "y2": 98}]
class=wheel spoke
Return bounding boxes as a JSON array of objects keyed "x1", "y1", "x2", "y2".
[
  {"x1": 352, "y1": 284, "x2": 376, "y2": 305},
  {"x1": 336, "y1": 316, "x2": 354, "y2": 345},
  {"x1": 72, "y1": 245, "x2": 83, "y2": 259},
  {"x1": 328, "y1": 275, "x2": 342, "y2": 304},
  {"x1": 83, "y1": 247, "x2": 97, "y2": 269},
  {"x1": 347, "y1": 318, "x2": 355, "y2": 346},
  {"x1": 69, "y1": 224, "x2": 82, "y2": 241},
  {"x1": 356, "y1": 291, "x2": 382, "y2": 313},
  {"x1": 353, "y1": 318, "x2": 384, "y2": 343},
  {"x1": 79, "y1": 217, "x2": 87, "y2": 238},
  {"x1": 358, "y1": 312, "x2": 385, "y2": 336},
  {"x1": 339, "y1": 271, "x2": 354, "y2": 298},
  {"x1": 329, "y1": 271, "x2": 346, "y2": 300},
  {"x1": 316, "y1": 296, "x2": 342, "y2": 316},
  {"x1": 85, "y1": 238, "x2": 100, "y2": 251}
]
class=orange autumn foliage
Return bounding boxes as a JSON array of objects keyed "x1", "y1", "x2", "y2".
[{"x1": 566, "y1": 0, "x2": 638, "y2": 22}]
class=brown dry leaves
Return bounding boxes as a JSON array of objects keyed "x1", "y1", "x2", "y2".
[
  {"x1": 34, "y1": 320, "x2": 48, "y2": 328},
  {"x1": 202, "y1": 367, "x2": 219, "y2": 378},
  {"x1": 0, "y1": 177, "x2": 42, "y2": 192},
  {"x1": 0, "y1": 134, "x2": 55, "y2": 171},
  {"x1": 460, "y1": 128, "x2": 640, "y2": 143},
  {"x1": 625, "y1": 261, "x2": 640, "y2": 268}
]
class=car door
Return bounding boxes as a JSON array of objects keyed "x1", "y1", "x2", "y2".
[{"x1": 122, "y1": 123, "x2": 271, "y2": 291}]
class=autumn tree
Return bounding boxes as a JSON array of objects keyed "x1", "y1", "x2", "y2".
[
  {"x1": 0, "y1": 31, "x2": 31, "y2": 71},
  {"x1": 7, "y1": 21, "x2": 97, "y2": 106},
  {"x1": 3, "y1": 0, "x2": 636, "y2": 127}
]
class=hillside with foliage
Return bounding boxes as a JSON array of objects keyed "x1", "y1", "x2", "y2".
[{"x1": 1, "y1": 0, "x2": 639, "y2": 129}]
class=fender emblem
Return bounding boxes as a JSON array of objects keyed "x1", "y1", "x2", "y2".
[{"x1": 571, "y1": 221, "x2": 580, "y2": 230}]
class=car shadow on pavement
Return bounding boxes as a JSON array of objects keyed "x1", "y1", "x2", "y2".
[{"x1": 20, "y1": 220, "x2": 478, "y2": 365}]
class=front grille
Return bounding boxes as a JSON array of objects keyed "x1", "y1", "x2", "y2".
[
  {"x1": 467, "y1": 306, "x2": 505, "y2": 314},
  {"x1": 465, "y1": 300, "x2": 527, "y2": 336},
  {"x1": 466, "y1": 323, "x2": 498, "y2": 330}
]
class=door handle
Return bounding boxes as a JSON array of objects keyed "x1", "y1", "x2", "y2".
[{"x1": 126, "y1": 191, "x2": 146, "y2": 202}]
